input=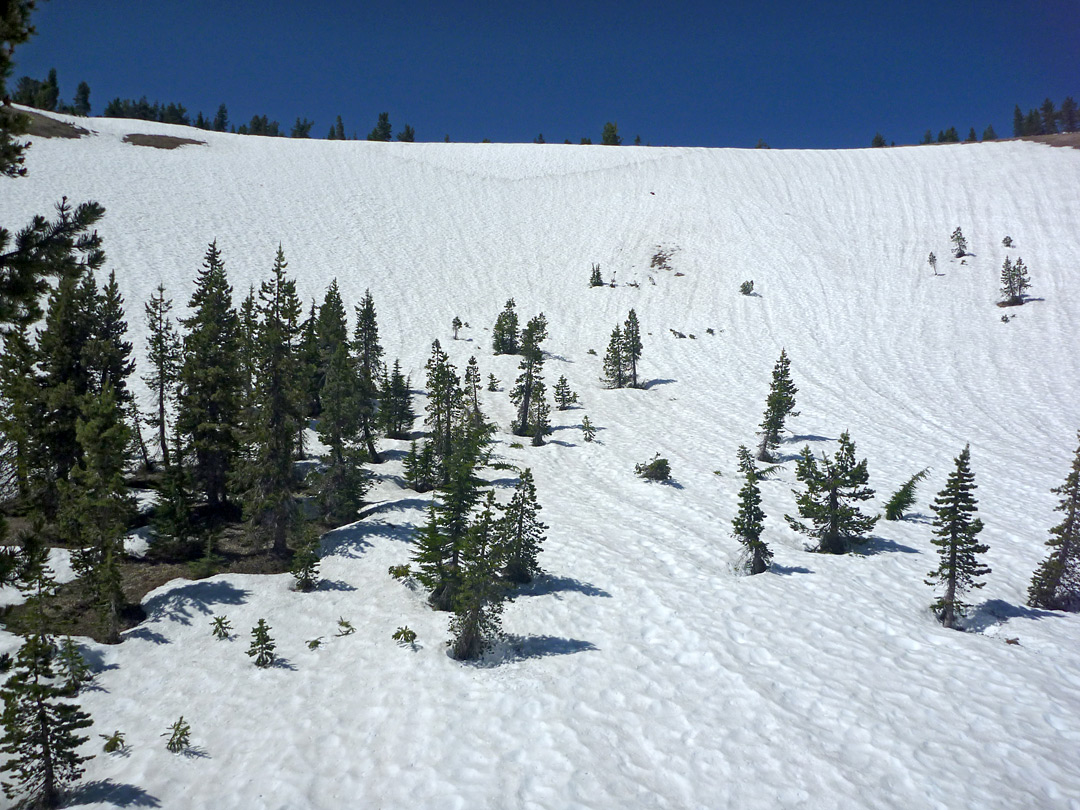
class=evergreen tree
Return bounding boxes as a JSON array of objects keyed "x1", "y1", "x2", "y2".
[
  {"x1": 236, "y1": 285, "x2": 259, "y2": 405},
  {"x1": 290, "y1": 524, "x2": 321, "y2": 591},
  {"x1": 757, "y1": 348, "x2": 799, "y2": 461},
  {"x1": 1024, "y1": 108, "x2": 1041, "y2": 136},
  {"x1": 965, "y1": 127, "x2": 978, "y2": 142},
  {"x1": 884, "y1": 468, "x2": 930, "y2": 521},
  {"x1": 501, "y1": 468, "x2": 547, "y2": 584},
  {"x1": 492, "y1": 298, "x2": 520, "y2": 355},
  {"x1": 999, "y1": 256, "x2": 1031, "y2": 305},
  {"x1": 0, "y1": 322, "x2": 38, "y2": 500},
  {"x1": 0, "y1": 2, "x2": 38, "y2": 177},
  {"x1": 463, "y1": 356, "x2": 489, "y2": 432},
  {"x1": 732, "y1": 463, "x2": 771, "y2": 575},
  {"x1": 553, "y1": 375, "x2": 578, "y2": 410},
  {"x1": 290, "y1": 117, "x2": 314, "y2": 138},
  {"x1": 920, "y1": 130, "x2": 933, "y2": 145},
  {"x1": 1061, "y1": 97, "x2": 1078, "y2": 133},
  {"x1": 0, "y1": 633, "x2": 93, "y2": 808},
  {"x1": 786, "y1": 431, "x2": 878, "y2": 554},
  {"x1": 589, "y1": 263, "x2": 603, "y2": 287},
  {"x1": 871, "y1": 132, "x2": 886, "y2": 147},
  {"x1": 313, "y1": 342, "x2": 369, "y2": 523},
  {"x1": 403, "y1": 439, "x2": 437, "y2": 493},
  {"x1": 378, "y1": 360, "x2": 415, "y2": 439},
  {"x1": 529, "y1": 382, "x2": 551, "y2": 447},
  {"x1": 600, "y1": 122, "x2": 621, "y2": 146},
  {"x1": 601, "y1": 325, "x2": 625, "y2": 389},
  {"x1": 510, "y1": 314, "x2": 548, "y2": 436},
  {"x1": 449, "y1": 491, "x2": 507, "y2": 660},
  {"x1": 297, "y1": 300, "x2": 320, "y2": 418},
  {"x1": 212, "y1": 103, "x2": 229, "y2": 132},
  {"x1": 367, "y1": 112, "x2": 392, "y2": 141},
  {"x1": 1013, "y1": 104, "x2": 1025, "y2": 137},
  {"x1": 928, "y1": 251, "x2": 938, "y2": 275},
  {"x1": 1040, "y1": 98, "x2": 1059, "y2": 134},
  {"x1": 151, "y1": 425, "x2": 198, "y2": 557},
  {"x1": 236, "y1": 247, "x2": 305, "y2": 556},
  {"x1": 142, "y1": 284, "x2": 182, "y2": 466},
  {"x1": 581, "y1": 415, "x2": 596, "y2": 442},
  {"x1": 247, "y1": 619, "x2": 276, "y2": 667},
  {"x1": 950, "y1": 227, "x2": 967, "y2": 258},
  {"x1": 622, "y1": 309, "x2": 643, "y2": 388},
  {"x1": 178, "y1": 241, "x2": 243, "y2": 508},
  {"x1": 1028, "y1": 433, "x2": 1080, "y2": 611},
  {"x1": 352, "y1": 289, "x2": 384, "y2": 463},
  {"x1": 397, "y1": 124, "x2": 415, "y2": 142},
  {"x1": 982, "y1": 124, "x2": 997, "y2": 141},
  {"x1": 926, "y1": 445, "x2": 990, "y2": 629},
  {"x1": 423, "y1": 340, "x2": 465, "y2": 484},
  {"x1": 72, "y1": 81, "x2": 90, "y2": 116}
]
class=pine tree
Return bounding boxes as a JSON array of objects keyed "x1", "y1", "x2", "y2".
[
  {"x1": 921, "y1": 130, "x2": 933, "y2": 145},
  {"x1": 247, "y1": 619, "x2": 276, "y2": 667},
  {"x1": 600, "y1": 121, "x2": 621, "y2": 146},
  {"x1": 72, "y1": 81, "x2": 90, "y2": 116},
  {"x1": 982, "y1": 124, "x2": 997, "y2": 141},
  {"x1": 378, "y1": 360, "x2": 415, "y2": 439},
  {"x1": 290, "y1": 524, "x2": 321, "y2": 591},
  {"x1": 297, "y1": 300, "x2": 320, "y2": 418},
  {"x1": 581, "y1": 415, "x2": 596, "y2": 442},
  {"x1": 884, "y1": 468, "x2": 930, "y2": 521},
  {"x1": 367, "y1": 112, "x2": 392, "y2": 141},
  {"x1": 0, "y1": 2, "x2": 37, "y2": 177},
  {"x1": 352, "y1": 289, "x2": 384, "y2": 463},
  {"x1": 55, "y1": 638, "x2": 91, "y2": 696},
  {"x1": 449, "y1": 491, "x2": 507, "y2": 660},
  {"x1": 236, "y1": 247, "x2": 305, "y2": 556},
  {"x1": 397, "y1": 124, "x2": 415, "y2": 142},
  {"x1": 1061, "y1": 97, "x2": 1078, "y2": 133},
  {"x1": 601, "y1": 325, "x2": 625, "y2": 389},
  {"x1": 89, "y1": 270, "x2": 134, "y2": 405},
  {"x1": 1013, "y1": 104, "x2": 1025, "y2": 137},
  {"x1": 1028, "y1": 433, "x2": 1080, "y2": 611},
  {"x1": 463, "y1": 356, "x2": 487, "y2": 431},
  {"x1": 423, "y1": 340, "x2": 465, "y2": 484},
  {"x1": 0, "y1": 633, "x2": 93, "y2": 808},
  {"x1": 928, "y1": 251, "x2": 938, "y2": 275},
  {"x1": 178, "y1": 241, "x2": 243, "y2": 508},
  {"x1": 757, "y1": 349, "x2": 799, "y2": 461},
  {"x1": 950, "y1": 227, "x2": 967, "y2": 258},
  {"x1": 871, "y1": 132, "x2": 886, "y2": 147},
  {"x1": 553, "y1": 375, "x2": 578, "y2": 410},
  {"x1": 501, "y1": 468, "x2": 547, "y2": 584},
  {"x1": 589, "y1": 263, "x2": 603, "y2": 287},
  {"x1": 999, "y1": 256, "x2": 1031, "y2": 305},
  {"x1": 529, "y1": 381, "x2": 551, "y2": 447},
  {"x1": 151, "y1": 425, "x2": 198, "y2": 557},
  {"x1": 492, "y1": 299, "x2": 519, "y2": 355},
  {"x1": 786, "y1": 431, "x2": 878, "y2": 554},
  {"x1": 509, "y1": 314, "x2": 548, "y2": 436},
  {"x1": 212, "y1": 104, "x2": 229, "y2": 132},
  {"x1": 732, "y1": 464, "x2": 770, "y2": 575},
  {"x1": 143, "y1": 283, "x2": 182, "y2": 466},
  {"x1": 622, "y1": 309, "x2": 643, "y2": 388},
  {"x1": 0, "y1": 322, "x2": 39, "y2": 500},
  {"x1": 403, "y1": 440, "x2": 437, "y2": 493},
  {"x1": 313, "y1": 342, "x2": 369, "y2": 523},
  {"x1": 1041, "y1": 98, "x2": 1059, "y2": 135},
  {"x1": 926, "y1": 445, "x2": 990, "y2": 629}
]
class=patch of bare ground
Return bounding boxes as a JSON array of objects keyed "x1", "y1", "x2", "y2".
[
  {"x1": 18, "y1": 108, "x2": 90, "y2": 139},
  {"x1": 122, "y1": 133, "x2": 205, "y2": 149},
  {"x1": 1018, "y1": 132, "x2": 1080, "y2": 149}
]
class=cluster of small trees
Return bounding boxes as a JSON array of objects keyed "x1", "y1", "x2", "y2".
[
  {"x1": 11, "y1": 67, "x2": 91, "y2": 117},
  {"x1": 1013, "y1": 97, "x2": 1078, "y2": 137},
  {"x1": 602, "y1": 309, "x2": 643, "y2": 389}
]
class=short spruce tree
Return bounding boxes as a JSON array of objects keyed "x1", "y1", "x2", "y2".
[
  {"x1": 247, "y1": 619, "x2": 276, "y2": 667},
  {"x1": 553, "y1": 376, "x2": 578, "y2": 410},
  {"x1": 732, "y1": 465, "x2": 771, "y2": 575},
  {"x1": 786, "y1": 431, "x2": 878, "y2": 554},
  {"x1": 1028, "y1": 433, "x2": 1080, "y2": 611},
  {"x1": 950, "y1": 227, "x2": 967, "y2": 258},
  {"x1": 501, "y1": 468, "x2": 547, "y2": 584},
  {"x1": 601, "y1": 325, "x2": 626, "y2": 389},
  {"x1": 757, "y1": 349, "x2": 799, "y2": 461},
  {"x1": 492, "y1": 299, "x2": 519, "y2": 355},
  {"x1": 926, "y1": 445, "x2": 990, "y2": 629},
  {"x1": 449, "y1": 493, "x2": 508, "y2": 661},
  {"x1": 884, "y1": 468, "x2": 930, "y2": 521}
]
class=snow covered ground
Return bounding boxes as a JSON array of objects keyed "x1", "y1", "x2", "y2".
[{"x1": 1, "y1": 109, "x2": 1080, "y2": 809}]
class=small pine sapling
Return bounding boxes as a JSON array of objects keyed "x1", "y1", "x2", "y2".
[
  {"x1": 392, "y1": 626, "x2": 418, "y2": 646},
  {"x1": 388, "y1": 564, "x2": 412, "y2": 580},
  {"x1": 732, "y1": 465, "x2": 771, "y2": 575},
  {"x1": 247, "y1": 619, "x2": 276, "y2": 667},
  {"x1": 635, "y1": 454, "x2": 671, "y2": 482},
  {"x1": 290, "y1": 525, "x2": 321, "y2": 592},
  {"x1": 1002, "y1": 236, "x2": 1013, "y2": 247},
  {"x1": 884, "y1": 468, "x2": 930, "y2": 520},
  {"x1": 99, "y1": 730, "x2": 126, "y2": 754},
  {"x1": 928, "y1": 251, "x2": 939, "y2": 275},
  {"x1": 926, "y1": 445, "x2": 990, "y2": 629},
  {"x1": 553, "y1": 376, "x2": 579, "y2": 410},
  {"x1": 736, "y1": 445, "x2": 784, "y2": 480},
  {"x1": 581, "y1": 416, "x2": 597, "y2": 443},
  {"x1": 451, "y1": 316, "x2": 463, "y2": 339},
  {"x1": 163, "y1": 716, "x2": 191, "y2": 753},
  {"x1": 211, "y1": 615, "x2": 232, "y2": 640},
  {"x1": 306, "y1": 637, "x2": 324, "y2": 650},
  {"x1": 487, "y1": 373, "x2": 499, "y2": 392},
  {"x1": 740, "y1": 280, "x2": 755, "y2": 295},
  {"x1": 1028, "y1": 432, "x2": 1080, "y2": 611},
  {"x1": 757, "y1": 349, "x2": 799, "y2": 461},
  {"x1": 501, "y1": 468, "x2": 547, "y2": 584},
  {"x1": 335, "y1": 618, "x2": 355, "y2": 637}
]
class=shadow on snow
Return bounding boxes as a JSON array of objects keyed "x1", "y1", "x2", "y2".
[
  {"x1": 514, "y1": 574, "x2": 612, "y2": 599},
  {"x1": 964, "y1": 598, "x2": 1061, "y2": 633},
  {"x1": 68, "y1": 780, "x2": 161, "y2": 807},
  {"x1": 141, "y1": 580, "x2": 251, "y2": 628}
]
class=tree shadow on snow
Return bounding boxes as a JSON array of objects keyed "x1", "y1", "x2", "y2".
[
  {"x1": 123, "y1": 627, "x2": 170, "y2": 645},
  {"x1": 322, "y1": 519, "x2": 416, "y2": 559},
  {"x1": 642, "y1": 378, "x2": 676, "y2": 389},
  {"x1": 854, "y1": 537, "x2": 919, "y2": 556},
  {"x1": 68, "y1": 780, "x2": 162, "y2": 807},
  {"x1": 963, "y1": 599, "x2": 1060, "y2": 633},
  {"x1": 271, "y1": 657, "x2": 298, "y2": 671},
  {"x1": 770, "y1": 564, "x2": 814, "y2": 576},
  {"x1": 788, "y1": 434, "x2": 835, "y2": 444},
  {"x1": 358, "y1": 497, "x2": 431, "y2": 519},
  {"x1": 315, "y1": 579, "x2": 357, "y2": 592},
  {"x1": 470, "y1": 635, "x2": 600, "y2": 667},
  {"x1": 514, "y1": 574, "x2": 612, "y2": 599},
  {"x1": 142, "y1": 580, "x2": 251, "y2": 626}
]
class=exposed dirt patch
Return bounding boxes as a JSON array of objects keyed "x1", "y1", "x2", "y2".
[
  {"x1": 122, "y1": 133, "x2": 205, "y2": 150},
  {"x1": 18, "y1": 108, "x2": 90, "y2": 139},
  {"x1": 1018, "y1": 132, "x2": 1080, "y2": 150}
]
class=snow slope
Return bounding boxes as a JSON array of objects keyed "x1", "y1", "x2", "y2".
[{"x1": 2, "y1": 109, "x2": 1080, "y2": 809}]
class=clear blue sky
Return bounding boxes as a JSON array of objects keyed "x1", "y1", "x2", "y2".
[{"x1": 12, "y1": 0, "x2": 1079, "y2": 148}]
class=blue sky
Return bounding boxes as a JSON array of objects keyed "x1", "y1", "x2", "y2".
[{"x1": 12, "y1": 0, "x2": 1078, "y2": 148}]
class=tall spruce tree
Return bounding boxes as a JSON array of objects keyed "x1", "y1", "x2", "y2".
[
  {"x1": 423, "y1": 340, "x2": 465, "y2": 485},
  {"x1": 926, "y1": 445, "x2": 990, "y2": 629},
  {"x1": 622, "y1": 309, "x2": 642, "y2": 388},
  {"x1": 314, "y1": 280, "x2": 348, "y2": 409},
  {"x1": 786, "y1": 431, "x2": 877, "y2": 554},
  {"x1": 0, "y1": 322, "x2": 38, "y2": 500},
  {"x1": 1028, "y1": 433, "x2": 1080, "y2": 611},
  {"x1": 378, "y1": 359, "x2": 415, "y2": 439},
  {"x1": 236, "y1": 246, "x2": 305, "y2": 555},
  {"x1": 601, "y1": 324, "x2": 626, "y2": 389},
  {"x1": 501, "y1": 468, "x2": 547, "y2": 584},
  {"x1": 178, "y1": 241, "x2": 242, "y2": 508},
  {"x1": 757, "y1": 349, "x2": 799, "y2": 461},
  {"x1": 510, "y1": 313, "x2": 548, "y2": 436},
  {"x1": 732, "y1": 459, "x2": 771, "y2": 574},
  {"x1": 492, "y1": 298, "x2": 520, "y2": 355},
  {"x1": 297, "y1": 300, "x2": 321, "y2": 418},
  {"x1": 142, "y1": 283, "x2": 182, "y2": 466},
  {"x1": 314, "y1": 342, "x2": 369, "y2": 523},
  {"x1": 0, "y1": 632, "x2": 93, "y2": 809},
  {"x1": 352, "y1": 289, "x2": 384, "y2": 463}
]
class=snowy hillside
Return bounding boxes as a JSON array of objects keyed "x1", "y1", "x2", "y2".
[{"x1": 2, "y1": 109, "x2": 1080, "y2": 809}]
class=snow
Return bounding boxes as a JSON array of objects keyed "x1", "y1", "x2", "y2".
[{"x1": 1, "y1": 108, "x2": 1080, "y2": 809}]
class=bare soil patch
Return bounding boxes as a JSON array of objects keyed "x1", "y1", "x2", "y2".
[
  {"x1": 122, "y1": 133, "x2": 205, "y2": 150},
  {"x1": 19, "y1": 108, "x2": 90, "y2": 139}
]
